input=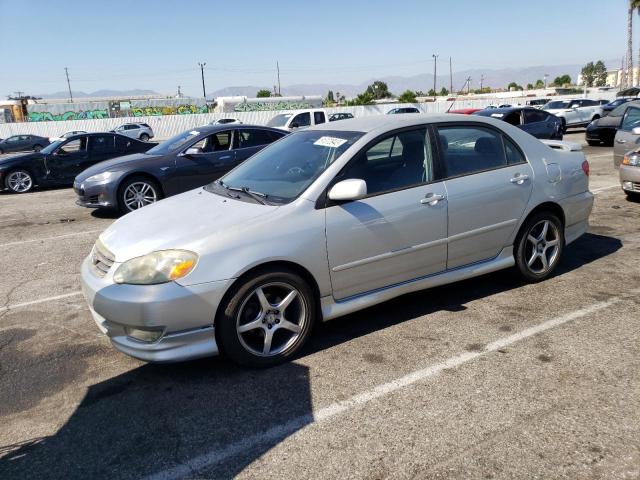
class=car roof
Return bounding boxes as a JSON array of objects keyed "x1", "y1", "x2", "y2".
[
  {"x1": 310, "y1": 113, "x2": 506, "y2": 134},
  {"x1": 194, "y1": 124, "x2": 284, "y2": 134},
  {"x1": 475, "y1": 107, "x2": 529, "y2": 116}
]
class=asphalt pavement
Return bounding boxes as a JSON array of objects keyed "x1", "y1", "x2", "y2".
[{"x1": 0, "y1": 131, "x2": 638, "y2": 480}]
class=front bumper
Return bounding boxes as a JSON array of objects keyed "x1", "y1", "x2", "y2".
[
  {"x1": 74, "y1": 180, "x2": 116, "y2": 208},
  {"x1": 620, "y1": 164, "x2": 640, "y2": 193},
  {"x1": 80, "y1": 255, "x2": 232, "y2": 362}
]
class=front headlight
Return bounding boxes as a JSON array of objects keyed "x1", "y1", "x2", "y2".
[
  {"x1": 113, "y1": 250, "x2": 198, "y2": 285},
  {"x1": 622, "y1": 153, "x2": 640, "y2": 167},
  {"x1": 86, "y1": 171, "x2": 114, "y2": 183}
]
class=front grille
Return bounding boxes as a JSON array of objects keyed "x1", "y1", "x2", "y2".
[
  {"x1": 91, "y1": 239, "x2": 115, "y2": 277},
  {"x1": 630, "y1": 182, "x2": 640, "y2": 192}
]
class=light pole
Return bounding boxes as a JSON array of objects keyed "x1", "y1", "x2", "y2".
[
  {"x1": 432, "y1": 54, "x2": 438, "y2": 98},
  {"x1": 198, "y1": 62, "x2": 207, "y2": 104},
  {"x1": 543, "y1": 73, "x2": 548, "y2": 91}
]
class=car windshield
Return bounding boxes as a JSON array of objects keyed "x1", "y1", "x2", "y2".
[
  {"x1": 266, "y1": 113, "x2": 293, "y2": 127},
  {"x1": 543, "y1": 101, "x2": 571, "y2": 110},
  {"x1": 145, "y1": 129, "x2": 201, "y2": 155},
  {"x1": 40, "y1": 140, "x2": 64, "y2": 154},
  {"x1": 207, "y1": 129, "x2": 363, "y2": 203}
]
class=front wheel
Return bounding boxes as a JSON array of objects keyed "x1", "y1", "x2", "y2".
[
  {"x1": 118, "y1": 176, "x2": 162, "y2": 214},
  {"x1": 514, "y1": 212, "x2": 564, "y2": 283},
  {"x1": 139, "y1": 133, "x2": 150, "y2": 142},
  {"x1": 217, "y1": 268, "x2": 316, "y2": 367},
  {"x1": 5, "y1": 169, "x2": 34, "y2": 193}
]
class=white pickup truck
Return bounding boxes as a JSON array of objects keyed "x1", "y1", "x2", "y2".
[
  {"x1": 542, "y1": 99, "x2": 603, "y2": 132},
  {"x1": 266, "y1": 109, "x2": 328, "y2": 131}
]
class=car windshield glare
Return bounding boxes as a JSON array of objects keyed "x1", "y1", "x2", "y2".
[
  {"x1": 40, "y1": 140, "x2": 64, "y2": 154},
  {"x1": 146, "y1": 130, "x2": 200, "y2": 155},
  {"x1": 209, "y1": 129, "x2": 363, "y2": 203},
  {"x1": 267, "y1": 114, "x2": 293, "y2": 127}
]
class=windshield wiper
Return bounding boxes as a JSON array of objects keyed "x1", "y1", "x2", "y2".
[{"x1": 219, "y1": 181, "x2": 267, "y2": 205}]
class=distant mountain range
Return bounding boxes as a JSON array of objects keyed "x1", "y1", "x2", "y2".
[{"x1": 34, "y1": 60, "x2": 619, "y2": 100}]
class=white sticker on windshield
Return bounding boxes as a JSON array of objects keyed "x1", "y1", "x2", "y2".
[
  {"x1": 490, "y1": 113, "x2": 504, "y2": 118},
  {"x1": 314, "y1": 136, "x2": 347, "y2": 148},
  {"x1": 189, "y1": 130, "x2": 200, "y2": 135}
]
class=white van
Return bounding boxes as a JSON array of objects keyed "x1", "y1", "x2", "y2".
[{"x1": 266, "y1": 109, "x2": 328, "y2": 131}]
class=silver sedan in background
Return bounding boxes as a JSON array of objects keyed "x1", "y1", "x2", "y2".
[{"x1": 80, "y1": 114, "x2": 593, "y2": 367}]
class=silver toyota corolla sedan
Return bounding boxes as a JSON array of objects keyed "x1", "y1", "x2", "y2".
[{"x1": 80, "y1": 114, "x2": 593, "y2": 367}]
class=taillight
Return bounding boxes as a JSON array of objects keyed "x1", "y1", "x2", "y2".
[{"x1": 581, "y1": 160, "x2": 590, "y2": 176}]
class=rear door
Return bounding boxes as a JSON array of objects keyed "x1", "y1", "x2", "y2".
[
  {"x1": 614, "y1": 106, "x2": 640, "y2": 166},
  {"x1": 87, "y1": 134, "x2": 118, "y2": 167},
  {"x1": 436, "y1": 124, "x2": 533, "y2": 268},
  {"x1": 522, "y1": 108, "x2": 551, "y2": 138},
  {"x1": 170, "y1": 130, "x2": 236, "y2": 191},
  {"x1": 234, "y1": 128, "x2": 283, "y2": 164}
]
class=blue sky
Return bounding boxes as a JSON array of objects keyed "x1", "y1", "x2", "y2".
[{"x1": 0, "y1": 0, "x2": 628, "y2": 96}]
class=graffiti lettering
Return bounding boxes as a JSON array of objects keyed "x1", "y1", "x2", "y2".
[
  {"x1": 28, "y1": 109, "x2": 109, "y2": 122},
  {"x1": 233, "y1": 101, "x2": 314, "y2": 112},
  {"x1": 129, "y1": 105, "x2": 208, "y2": 117}
]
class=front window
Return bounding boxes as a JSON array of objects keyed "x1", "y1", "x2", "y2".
[
  {"x1": 145, "y1": 129, "x2": 201, "y2": 155},
  {"x1": 40, "y1": 140, "x2": 64, "y2": 154},
  {"x1": 267, "y1": 113, "x2": 293, "y2": 127},
  {"x1": 611, "y1": 102, "x2": 638, "y2": 117},
  {"x1": 208, "y1": 130, "x2": 363, "y2": 203},
  {"x1": 621, "y1": 107, "x2": 640, "y2": 131},
  {"x1": 543, "y1": 101, "x2": 571, "y2": 110}
]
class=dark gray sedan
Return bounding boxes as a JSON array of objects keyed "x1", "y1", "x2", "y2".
[
  {"x1": 74, "y1": 124, "x2": 287, "y2": 213},
  {"x1": 0, "y1": 134, "x2": 50, "y2": 153}
]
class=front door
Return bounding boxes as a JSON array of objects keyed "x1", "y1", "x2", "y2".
[
  {"x1": 325, "y1": 127, "x2": 448, "y2": 300},
  {"x1": 170, "y1": 130, "x2": 236, "y2": 192},
  {"x1": 45, "y1": 136, "x2": 90, "y2": 183},
  {"x1": 614, "y1": 106, "x2": 640, "y2": 166},
  {"x1": 436, "y1": 124, "x2": 533, "y2": 269}
]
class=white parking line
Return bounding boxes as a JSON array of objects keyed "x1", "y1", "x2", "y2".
[
  {"x1": 587, "y1": 153, "x2": 613, "y2": 159},
  {"x1": 0, "y1": 229, "x2": 102, "y2": 248},
  {"x1": 592, "y1": 184, "x2": 619, "y2": 194},
  {"x1": 142, "y1": 295, "x2": 624, "y2": 480},
  {"x1": 0, "y1": 291, "x2": 83, "y2": 313}
]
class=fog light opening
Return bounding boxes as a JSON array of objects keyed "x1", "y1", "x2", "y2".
[{"x1": 124, "y1": 326, "x2": 165, "y2": 343}]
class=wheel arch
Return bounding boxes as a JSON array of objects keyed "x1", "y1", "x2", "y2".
[
  {"x1": 116, "y1": 171, "x2": 165, "y2": 198},
  {"x1": 4, "y1": 165, "x2": 37, "y2": 189},
  {"x1": 516, "y1": 201, "x2": 566, "y2": 243}
]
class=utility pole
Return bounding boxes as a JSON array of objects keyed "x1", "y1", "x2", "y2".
[
  {"x1": 466, "y1": 76, "x2": 472, "y2": 94},
  {"x1": 480, "y1": 74, "x2": 484, "y2": 92},
  {"x1": 544, "y1": 73, "x2": 549, "y2": 90},
  {"x1": 432, "y1": 54, "x2": 438, "y2": 98},
  {"x1": 449, "y1": 56, "x2": 453, "y2": 94},
  {"x1": 64, "y1": 67, "x2": 73, "y2": 103},
  {"x1": 276, "y1": 61, "x2": 281, "y2": 96},
  {"x1": 198, "y1": 62, "x2": 207, "y2": 102},
  {"x1": 177, "y1": 85, "x2": 182, "y2": 98}
]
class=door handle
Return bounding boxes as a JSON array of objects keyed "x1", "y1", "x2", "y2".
[
  {"x1": 420, "y1": 193, "x2": 446, "y2": 206},
  {"x1": 218, "y1": 155, "x2": 232, "y2": 160},
  {"x1": 616, "y1": 139, "x2": 627, "y2": 144},
  {"x1": 510, "y1": 173, "x2": 529, "y2": 185}
]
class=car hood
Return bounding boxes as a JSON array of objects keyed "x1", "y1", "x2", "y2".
[
  {"x1": 590, "y1": 115, "x2": 622, "y2": 128},
  {"x1": 0, "y1": 152, "x2": 41, "y2": 166},
  {"x1": 99, "y1": 188, "x2": 280, "y2": 262},
  {"x1": 76, "y1": 153, "x2": 162, "y2": 180}
]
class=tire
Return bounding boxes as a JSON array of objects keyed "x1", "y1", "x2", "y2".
[
  {"x1": 587, "y1": 140, "x2": 600, "y2": 146},
  {"x1": 117, "y1": 176, "x2": 162, "y2": 214},
  {"x1": 626, "y1": 191, "x2": 640, "y2": 202},
  {"x1": 4, "y1": 169, "x2": 34, "y2": 193},
  {"x1": 216, "y1": 267, "x2": 317, "y2": 368},
  {"x1": 514, "y1": 211, "x2": 564, "y2": 283},
  {"x1": 139, "y1": 133, "x2": 150, "y2": 142},
  {"x1": 560, "y1": 118, "x2": 567, "y2": 134},
  {"x1": 33, "y1": 144, "x2": 43, "y2": 152}
]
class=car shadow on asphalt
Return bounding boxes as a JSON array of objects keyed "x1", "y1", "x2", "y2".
[{"x1": 0, "y1": 233, "x2": 622, "y2": 480}]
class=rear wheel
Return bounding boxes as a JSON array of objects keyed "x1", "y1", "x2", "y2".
[
  {"x1": 117, "y1": 176, "x2": 162, "y2": 214},
  {"x1": 217, "y1": 268, "x2": 316, "y2": 367},
  {"x1": 5, "y1": 169, "x2": 34, "y2": 193},
  {"x1": 514, "y1": 212, "x2": 564, "y2": 283},
  {"x1": 139, "y1": 133, "x2": 150, "y2": 142},
  {"x1": 587, "y1": 140, "x2": 600, "y2": 146}
]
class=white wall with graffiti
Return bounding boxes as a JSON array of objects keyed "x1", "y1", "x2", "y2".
[{"x1": 0, "y1": 99, "x2": 514, "y2": 140}]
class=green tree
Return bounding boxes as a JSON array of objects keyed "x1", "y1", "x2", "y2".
[
  {"x1": 552, "y1": 74, "x2": 571, "y2": 86},
  {"x1": 581, "y1": 62, "x2": 595, "y2": 87},
  {"x1": 507, "y1": 82, "x2": 523, "y2": 91},
  {"x1": 365, "y1": 81, "x2": 392, "y2": 99},
  {"x1": 439, "y1": 87, "x2": 449, "y2": 96},
  {"x1": 594, "y1": 60, "x2": 607, "y2": 87},
  {"x1": 256, "y1": 89, "x2": 271, "y2": 98},
  {"x1": 534, "y1": 79, "x2": 545, "y2": 89},
  {"x1": 345, "y1": 91, "x2": 375, "y2": 106},
  {"x1": 526, "y1": 83, "x2": 534, "y2": 90},
  {"x1": 427, "y1": 88, "x2": 436, "y2": 96},
  {"x1": 397, "y1": 89, "x2": 417, "y2": 103}
]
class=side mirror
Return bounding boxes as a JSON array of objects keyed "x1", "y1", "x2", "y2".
[
  {"x1": 328, "y1": 179, "x2": 367, "y2": 202},
  {"x1": 290, "y1": 122, "x2": 299, "y2": 129},
  {"x1": 632, "y1": 127, "x2": 640, "y2": 135},
  {"x1": 182, "y1": 147, "x2": 202, "y2": 156}
]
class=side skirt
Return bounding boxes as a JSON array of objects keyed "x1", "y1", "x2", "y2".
[{"x1": 320, "y1": 247, "x2": 514, "y2": 321}]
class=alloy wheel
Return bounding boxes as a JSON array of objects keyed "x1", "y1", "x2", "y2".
[
  {"x1": 123, "y1": 182, "x2": 158, "y2": 211},
  {"x1": 524, "y1": 220, "x2": 560, "y2": 275},
  {"x1": 7, "y1": 171, "x2": 33, "y2": 193},
  {"x1": 236, "y1": 282, "x2": 307, "y2": 357}
]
